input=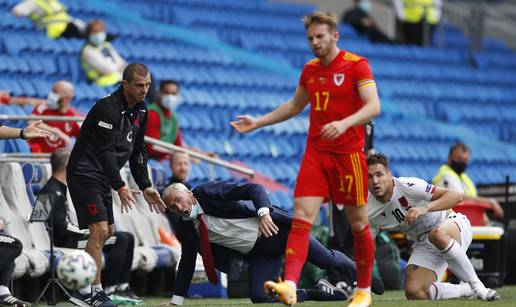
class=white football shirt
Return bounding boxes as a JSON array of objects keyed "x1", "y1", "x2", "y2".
[{"x1": 368, "y1": 177, "x2": 446, "y2": 241}]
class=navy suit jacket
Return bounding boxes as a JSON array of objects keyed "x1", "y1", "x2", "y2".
[{"x1": 173, "y1": 180, "x2": 292, "y2": 297}]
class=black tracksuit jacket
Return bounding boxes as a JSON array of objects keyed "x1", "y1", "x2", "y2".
[{"x1": 67, "y1": 86, "x2": 151, "y2": 191}]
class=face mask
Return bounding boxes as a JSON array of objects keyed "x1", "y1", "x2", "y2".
[
  {"x1": 89, "y1": 31, "x2": 107, "y2": 46},
  {"x1": 358, "y1": 0, "x2": 372, "y2": 13},
  {"x1": 46, "y1": 91, "x2": 60, "y2": 110},
  {"x1": 161, "y1": 94, "x2": 181, "y2": 110},
  {"x1": 450, "y1": 161, "x2": 467, "y2": 175},
  {"x1": 183, "y1": 202, "x2": 199, "y2": 220}
]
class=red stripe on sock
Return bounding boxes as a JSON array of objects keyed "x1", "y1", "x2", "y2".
[
  {"x1": 441, "y1": 240, "x2": 455, "y2": 254},
  {"x1": 353, "y1": 224, "x2": 375, "y2": 289},
  {"x1": 432, "y1": 282, "x2": 439, "y2": 300},
  {"x1": 283, "y1": 218, "x2": 312, "y2": 283}
]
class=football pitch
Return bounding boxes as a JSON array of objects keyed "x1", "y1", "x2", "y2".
[{"x1": 41, "y1": 285, "x2": 516, "y2": 306}]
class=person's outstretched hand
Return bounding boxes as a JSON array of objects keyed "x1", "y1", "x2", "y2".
[
  {"x1": 230, "y1": 115, "x2": 259, "y2": 133},
  {"x1": 23, "y1": 121, "x2": 52, "y2": 139},
  {"x1": 143, "y1": 187, "x2": 166, "y2": 213}
]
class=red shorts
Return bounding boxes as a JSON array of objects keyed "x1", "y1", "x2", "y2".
[{"x1": 294, "y1": 146, "x2": 368, "y2": 206}]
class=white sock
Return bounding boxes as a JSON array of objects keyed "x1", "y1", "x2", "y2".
[
  {"x1": 285, "y1": 280, "x2": 297, "y2": 291},
  {"x1": 0, "y1": 286, "x2": 10, "y2": 296},
  {"x1": 440, "y1": 239, "x2": 477, "y2": 283},
  {"x1": 78, "y1": 285, "x2": 92, "y2": 295},
  {"x1": 117, "y1": 283, "x2": 129, "y2": 291},
  {"x1": 428, "y1": 282, "x2": 473, "y2": 300},
  {"x1": 357, "y1": 287, "x2": 371, "y2": 294},
  {"x1": 91, "y1": 284, "x2": 103, "y2": 295},
  {"x1": 104, "y1": 286, "x2": 117, "y2": 295}
]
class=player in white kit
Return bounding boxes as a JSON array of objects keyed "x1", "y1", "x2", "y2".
[{"x1": 366, "y1": 153, "x2": 500, "y2": 301}]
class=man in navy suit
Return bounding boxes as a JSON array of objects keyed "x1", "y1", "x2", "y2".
[{"x1": 162, "y1": 180, "x2": 384, "y2": 305}]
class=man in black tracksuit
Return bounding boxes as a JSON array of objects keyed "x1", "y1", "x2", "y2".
[{"x1": 67, "y1": 63, "x2": 165, "y2": 307}]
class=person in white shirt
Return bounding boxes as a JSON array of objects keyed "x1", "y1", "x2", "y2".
[{"x1": 366, "y1": 153, "x2": 499, "y2": 301}]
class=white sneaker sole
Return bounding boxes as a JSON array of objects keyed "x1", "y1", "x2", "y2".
[{"x1": 69, "y1": 297, "x2": 91, "y2": 307}]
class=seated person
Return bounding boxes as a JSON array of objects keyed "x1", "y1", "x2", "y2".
[
  {"x1": 342, "y1": 0, "x2": 393, "y2": 43},
  {"x1": 432, "y1": 143, "x2": 504, "y2": 226},
  {"x1": 161, "y1": 180, "x2": 384, "y2": 305},
  {"x1": 80, "y1": 20, "x2": 126, "y2": 87},
  {"x1": 28, "y1": 80, "x2": 81, "y2": 153},
  {"x1": 146, "y1": 80, "x2": 183, "y2": 161},
  {"x1": 39, "y1": 149, "x2": 142, "y2": 305},
  {"x1": 12, "y1": 0, "x2": 86, "y2": 39},
  {"x1": 0, "y1": 220, "x2": 30, "y2": 307}
]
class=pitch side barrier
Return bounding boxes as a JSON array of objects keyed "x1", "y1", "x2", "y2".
[{"x1": 0, "y1": 114, "x2": 255, "y2": 178}]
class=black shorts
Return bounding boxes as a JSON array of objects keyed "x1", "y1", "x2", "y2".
[{"x1": 68, "y1": 173, "x2": 114, "y2": 229}]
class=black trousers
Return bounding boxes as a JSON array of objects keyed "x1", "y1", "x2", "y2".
[
  {"x1": 0, "y1": 234, "x2": 23, "y2": 287},
  {"x1": 102, "y1": 232, "x2": 135, "y2": 287}
]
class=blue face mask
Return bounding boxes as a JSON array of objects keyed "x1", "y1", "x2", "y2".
[
  {"x1": 183, "y1": 202, "x2": 199, "y2": 220},
  {"x1": 89, "y1": 31, "x2": 107, "y2": 46},
  {"x1": 358, "y1": 0, "x2": 371, "y2": 13},
  {"x1": 161, "y1": 94, "x2": 181, "y2": 110}
]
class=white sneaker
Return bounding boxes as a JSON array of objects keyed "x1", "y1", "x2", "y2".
[{"x1": 469, "y1": 281, "x2": 500, "y2": 301}]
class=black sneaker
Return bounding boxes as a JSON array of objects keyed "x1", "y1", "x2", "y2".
[
  {"x1": 0, "y1": 294, "x2": 30, "y2": 307},
  {"x1": 315, "y1": 279, "x2": 349, "y2": 300},
  {"x1": 90, "y1": 291, "x2": 116, "y2": 307},
  {"x1": 69, "y1": 291, "x2": 91, "y2": 307}
]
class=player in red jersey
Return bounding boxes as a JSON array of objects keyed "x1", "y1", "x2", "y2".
[
  {"x1": 231, "y1": 11, "x2": 380, "y2": 307},
  {"x1": 29, "y1": 81, "x2": 81, "y2": 153}
]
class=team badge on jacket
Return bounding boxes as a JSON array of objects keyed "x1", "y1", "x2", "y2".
[{"x1": 333, "y1": 73, "x2": 345, "y2": 86}]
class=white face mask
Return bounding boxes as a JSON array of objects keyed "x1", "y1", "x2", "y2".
[
  {"x1": 358, "y1": 0, "x2": 372, "y2": 13},
  {"x1": 46, "y1": 91, "x2": 60, "y2": 110},
  {"x1": 89, "y1": 31, "x2": 107, "y2": 46},
  {"x1": 161, "y1": 94, "x2": 181, "y2": 110},
  {"x1": 183, "y1": 202, "x2": 199, "y2": 220}
]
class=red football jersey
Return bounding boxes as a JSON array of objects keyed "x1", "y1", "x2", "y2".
[
  {"x1": 29, "y1": 104, "x2": 81, "y2": 153},
  {"x1": 299, "y1": 50, "x2": 375, "y2": 154}
]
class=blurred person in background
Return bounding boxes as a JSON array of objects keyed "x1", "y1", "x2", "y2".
[
  {"x1": 12, "y1": 0, "x2": 86, "y2": 39},
  {"x1": 433, "y1": 143, "x2": 504, "y2": 226},
  {"x1": 80, "y1": 19, "x2": 126, "y2": 88},
  {"x1": 393, "y1": 0, "x2": 442, "y2": 46},
  {"x1": 28, "y1": 80, "x2": 81, "y2": 153},
  {"x1": 167, "y1": 151, "x2": 191, "y2": 189},
  {"x1": 342, "y1": 0, "x2": 394, "y2": 43},
  {"x1": 231, "y1": 11, "x2": 381, "y2": 307},
  {"x1": 146, "y1": 80, "x2": 184, "y2": 161}
]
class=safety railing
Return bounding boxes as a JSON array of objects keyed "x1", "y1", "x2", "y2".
[{"x1": 0, "y1": 114, "x2": 255, "y2": 177}]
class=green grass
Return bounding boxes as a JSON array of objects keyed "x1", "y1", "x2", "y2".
[{"x1": 37, "y1": 285, "x2": 516, "y2": 306}]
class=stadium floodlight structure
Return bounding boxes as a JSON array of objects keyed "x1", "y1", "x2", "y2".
[{"x1": 29, "y1": 193, "x2": 72, "y2": 306}]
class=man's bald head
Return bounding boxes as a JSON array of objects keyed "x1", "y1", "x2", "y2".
[{"x1": 52, "y1": 80, "x2": 74, "y2": 111}]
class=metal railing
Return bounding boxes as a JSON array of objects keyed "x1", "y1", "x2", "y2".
[{"x1": 0, "y1": 114, "x2": 255, "y2": 177}]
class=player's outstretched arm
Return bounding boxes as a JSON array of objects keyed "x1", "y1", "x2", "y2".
[
  {"x1": 0, "y1": 121, "x2": 52, "y2": 140},
  {"x1": 230, "y1": 86, "x2": 309, "y2": 133}
]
